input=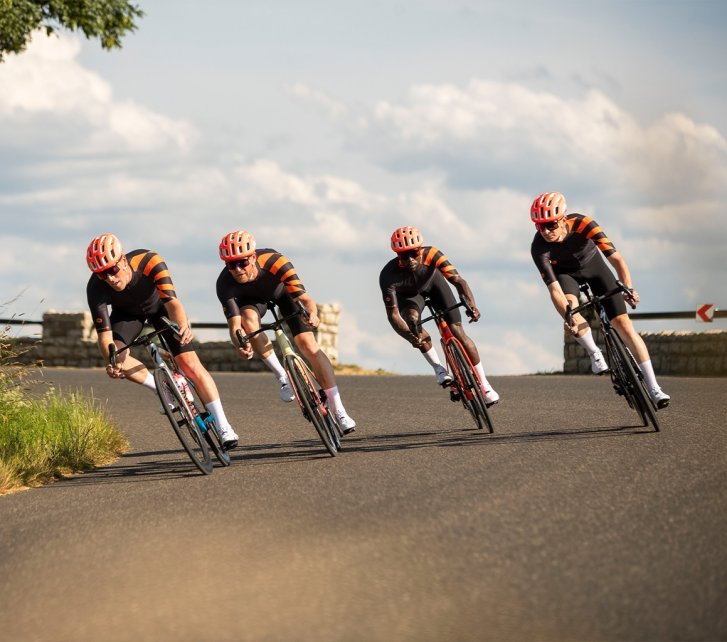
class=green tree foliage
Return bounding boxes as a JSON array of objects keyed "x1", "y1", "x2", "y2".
[{"x1": 0, "y1": 0, "x2": 144, "y2": 62}]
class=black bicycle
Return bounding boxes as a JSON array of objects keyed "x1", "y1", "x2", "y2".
[
  {"x1": 566, "y1": 282, "x2": 660, "y2": 432},
  {"x1": 109, "y1": 317, "x2": 231, "y2": 474},
  {"x1": 415, "y1": 297, "x2": 494, "y2": 433},
  {"x1": 237, "y1": 302, "x2": 341, "y2": 456}
]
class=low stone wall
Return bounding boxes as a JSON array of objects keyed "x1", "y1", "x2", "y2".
[
  {"x1": 564, "y1": 315, "x2": 727, "y2": 376},
  {"x1": 3, "y1": 305, "x2": 341, "y2": 371}
]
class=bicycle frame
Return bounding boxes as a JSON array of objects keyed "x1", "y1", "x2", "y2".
[
  {"x1": 236, "y1": 302, "x2": 341, "y2": 455},
  {"x1": 566, "y1": 282, "x2": 660, "y2": 431},
  {"x1": 416, "y1": 298, "x2": 494, "y2": 432}
]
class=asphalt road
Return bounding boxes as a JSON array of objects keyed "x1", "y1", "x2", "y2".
[{"x1": 1, "y1": 370, "x2": 726, "y2": 642}]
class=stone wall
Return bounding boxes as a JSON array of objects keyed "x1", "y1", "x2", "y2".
[
  {"x1": 3, "y1": 305, "x2": 341, "y2": 370},
  {"x1": 564, "y1": 314, "x2": 727, "y2": 376}
]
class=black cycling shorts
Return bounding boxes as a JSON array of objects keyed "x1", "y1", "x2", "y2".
[
  {"x1": 241, "y1": 295, "x2": 310, "y2": 337},
  {"x1": 399, "y1": 270, "x2": 462, "y2": 325},
  {"x1": 556, "y1": 254, "x2": 627, "y2": 319},
  {"x1": 110, "y1": 309, "x2": 195, "y2": 357}
]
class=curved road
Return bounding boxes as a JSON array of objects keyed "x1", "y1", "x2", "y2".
[{"x1": 1, "y1": 370, "x2": 726, "y2": 641}]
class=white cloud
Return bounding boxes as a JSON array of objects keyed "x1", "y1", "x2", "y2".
[
  {"x1": 0, "y1": 31, "x2": 196, "y2": 154},
  {"x1": 285, "y1": 82, "x2": 347, "y2": 118}
]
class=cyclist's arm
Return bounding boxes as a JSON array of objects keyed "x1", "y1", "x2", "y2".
[
  {"x1": 226, "y1": 315, "x2": 253, "y2": 359},
  {"x1": 606, "y1": 251, "x2": 639, "y2": 306},
  {"x1": 547, "y1": 281, "x2": 588, "y2": 335},
  {"x1": 450, "y1": 275, "x2": 481, "y2": 322},
  {"x1": 163, "y1": 298, "x2": 193, "y2": 345},
  {"x1": 296, "y1": 292, "x2": 320, "y2": 329},
  {"x1": 385, "y1": 306, "x2": 422, "y2": 348}
]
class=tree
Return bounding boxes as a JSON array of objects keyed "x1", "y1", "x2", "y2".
[{"x1": 0, "y1": 0, "x2": 144, "y2": 62}]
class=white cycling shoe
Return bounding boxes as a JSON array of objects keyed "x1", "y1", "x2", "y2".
[
  {"x1": 590, "y1": 351, "x2": 609, "y2": 375},
  {"x1": 335, "y1": 411, "x2": 356, "y2": 435},
  {"x1": 435, "y1": 365, "x2": 453, "y2": 386},
  {"x1": 218, "y1": 425, "x2": 239, "y2": 450},
  {"x1": 278, "y1": 377, "x2": 295, "y2": 402},
  {"x1": 483, "y1": 387, "x2": 500, "y2": 407},
  {"x1": 648, "y1": 387, "x2": 670, "y2": 409}
]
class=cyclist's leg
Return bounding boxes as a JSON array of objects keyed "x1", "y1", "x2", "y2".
[
  {"x1": 108, "y1": 312, "x2": 155, "y2": 388},
  {"x1": 398, "y1": 295, "x2": 449, "y2": 383}
]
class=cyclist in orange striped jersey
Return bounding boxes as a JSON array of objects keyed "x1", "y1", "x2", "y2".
[
  {"x1": 530, "y1": 192, "x2": 669, "y2": 408},
  {"x1": 380, "y1": 226, "x2": 500, "y2": 406},
  {"x1": 216, "y1": 230, "x2": 356, "y2": 434},
  {"x1": 86, "y1": 234, "x2": 239, "y2": 448}
]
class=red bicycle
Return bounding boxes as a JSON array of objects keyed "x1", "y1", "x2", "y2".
[{"x1": 415, "y1": 297, "x2": 494, "y2": 433}]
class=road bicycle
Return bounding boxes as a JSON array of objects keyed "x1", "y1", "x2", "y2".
[
  {"x1": 109, "y1": 317, "x2": 232, "y2": 474},
  {"x1": 415, "y1": 297, "x2": 494, "y2": 433},
  {"x1": 236, "y1": 302, "x2": 341, "y2": 457},
  {"x1": 565, "y1": 282, "x2": 660, "y2": 432}
]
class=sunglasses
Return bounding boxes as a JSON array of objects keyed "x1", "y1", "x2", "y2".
[
  {"x1": 398, "y1": 250, "x2": 420, "y2": 261},
  {"x1": 96, "y1": 263, "x2": 122, "y2": 280},
  {"x1": 226, "y1": 257, "x2": 253, "y2": 271},
  {"x1": 538, "y1": 220, "x2": 561, "y2": 232}
]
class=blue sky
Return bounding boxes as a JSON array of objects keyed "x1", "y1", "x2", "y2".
[{"x1": 1, "y1": 0, "x2": 725, "y2": 375}]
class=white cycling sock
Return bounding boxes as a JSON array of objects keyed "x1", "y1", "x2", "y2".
[
  {"x1": 638, "y1": 360, "x2": 659, "y2": 391},
  {"x1": 575, "y1": 328, "x2": 600, "y2": 356},
  {"x1": 205, "y1": 398, "x2": 232, "y2": 430},
  {"x1": 474, "y1": 361, "x2": 493, "y2": 391},
  {"x1": 422, "y1": 347, "x2": 444, "y2": 370},
  {"x1": 324, "y1": 386, "x2": 346, "y2": 415},
  {"x1": 133, "y1": 372, "x2": 157, "y2": 392},
  {"x1": 263, "y1": 352, "x2": 287, "y2": 381}
]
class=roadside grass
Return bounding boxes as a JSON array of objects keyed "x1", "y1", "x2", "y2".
[{"x1": 0, "y1": 330, "x2": 128, "y2": 496}]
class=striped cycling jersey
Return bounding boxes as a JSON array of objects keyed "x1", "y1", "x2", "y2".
[
  {"x1": 379, "y1": 245, "x2": 459, "y2": 308},
  {"x1": 86, "y1": 249, "x2": 178, "y2": 332},
  {"x1": 216, "y1": 248, "x2": 307, "y2": 318},
  {"x1": 531, "y1": 214, "x2": 617, "y2": 285}
]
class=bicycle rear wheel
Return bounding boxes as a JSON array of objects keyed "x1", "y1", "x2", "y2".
[
  {"x1": 154, "y1": 368, "x2": 214, "y2": 474},
  {"x1": 445, "y1": 340, "x2": 494, "y2": 433},
  {"x1": 606, "y1": 330, "x2": 660, "y2": 432},
  {"x1": 285, "y1": 356, "x2": 338, "y2": 456}
]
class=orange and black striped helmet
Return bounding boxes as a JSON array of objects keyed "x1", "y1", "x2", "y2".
[
  {"x1": 390, "y1": 226, "x2": 423, "y2": 253},
  {"x1": 219, "y1": 230, "x2": 256, "y2": 261},
  {"x1": 86, "y1": 234, "x2": 123, "y2": 272},
  {"x1": 531, "y1": 192, "x2": 567, "y2": 224}
]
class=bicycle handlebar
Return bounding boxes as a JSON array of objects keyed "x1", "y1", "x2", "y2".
[
  {"x1": 415, "y1": 298, "x2": 474, "y2": 329},
  {"x1": 565, "y1": 280, "x2": 634, "y2": 327},
  {"x1": 108, "y1": 316, "x2": 181, "y2": 365},
  {"x1": 235, "y1": 301, "x2": 309, "y2": 347}
]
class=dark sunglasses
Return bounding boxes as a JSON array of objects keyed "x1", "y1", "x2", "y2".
[
  {"x1": 398, "y1": 250, "x2": 420, "y2": 261},
  {"x1": 226, "y1": 257, "x2": 253, "y2": 271},
  {"x1": 538, "y1": 220, "x2": 561, "y2": 232},
  {"x1": 96, "y1": 263, "x2": 122, "y2": 280}
]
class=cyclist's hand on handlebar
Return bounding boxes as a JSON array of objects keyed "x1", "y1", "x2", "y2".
[
  {"x1": 466, "y1": 306, "x2": 481, "y2": 323},
  {"x1": 237, "y1": 344, "x2": 253, "y2": 360},
  {"x1": 563, "y1": 318, "x2": 579, "y2": 336},
  {"x1": 105, "y1": 363, "x2": 125, "y2": 379},
  {"x1": 624, "y1": 287, "x2": 640, "y2": 309},
  {"x1": 177, "y1": 324, "x2": 193, "y2": 345},
  {"x1": 408, "y1": 332, "x2": 424, "y2": 348},
  {"x1": 304, "y1": 309, "x2": 320, "y2": 329}
]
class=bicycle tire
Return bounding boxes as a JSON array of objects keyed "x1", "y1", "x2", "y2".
[
  {"x1": 607, "y1": 329, "x2": 660, "y2": 432},
  {"x1": 445, "y1": 339, "x2": 494, "y2": 433},
  {"x1": 201, "y1": 413, "x2": 232, "y2": 467},
  {"x1": 154, "y1": 368, "x2": 214, "y2": 474},
  {"x1": 285, "y1": 356, "x2": 338, "y2": 456}
]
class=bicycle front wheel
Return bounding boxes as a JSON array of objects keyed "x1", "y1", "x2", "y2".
[
  {"x1": 286, "y1": 356, "x2": 338, "y2": 456},
  {"x1": 154, "y1": 368, "x2": 214, "y2": 474},
  {"x1": 606, "y1": 330, "x2": 660, "y2": 432},
  {"x1": 445, "y1": 340, "x2": 494, "y2": 433}
]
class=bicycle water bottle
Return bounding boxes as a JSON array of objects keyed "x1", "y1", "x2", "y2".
[{"x1": 173, "y1": 373, "x2": 197, "y2": 415}]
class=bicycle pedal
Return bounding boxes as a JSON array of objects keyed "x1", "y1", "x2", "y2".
[{"x1": 449, "y1": 391, "x2": 461, "y2": 402}]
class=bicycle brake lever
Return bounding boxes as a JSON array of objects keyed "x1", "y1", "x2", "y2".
[
  {"x1": 108, "y1": 343, "x2": 117, "y2": 368},
  {"x1": 160, "y1": 315, "x2": 182, "y2": 336}
]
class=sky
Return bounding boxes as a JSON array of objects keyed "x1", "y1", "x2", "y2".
[{"x1": 1, "y1": 0, "x2": 725, "y2": 376}]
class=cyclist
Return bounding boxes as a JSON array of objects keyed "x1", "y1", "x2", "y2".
[
  {"x1": 216, "y1": 230, "x2": 357, "y2": 434},
  {"x1": 530, "y1": 191, "x2": 670, "y2": 408},
  {"x1": 85, "y1": 234, "x2": 239, "y2": 448},
  {"x1": 379, "y1": 226, "x2": 500, "y2": 406}
]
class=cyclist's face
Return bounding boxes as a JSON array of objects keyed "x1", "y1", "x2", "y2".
[
  {"x1": 227, "y1": 254, "x2": 258, "y2": 283},
  {"x1": 397, "y1": 249, "x2": 422, "y2": 270},
  {"x1": 97, "y1": 256, "x2": 130, "y2": 291},
  {"x1": 537, "y1": 217, "x2": 566, "y2": 242}
]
